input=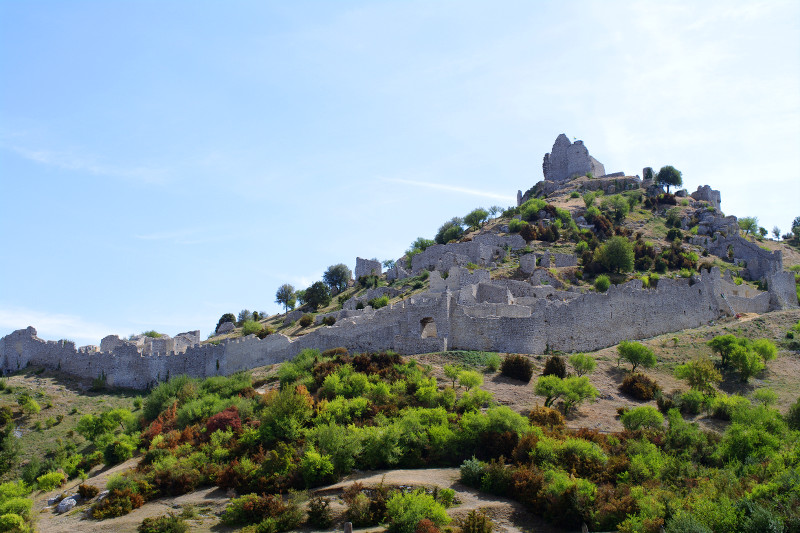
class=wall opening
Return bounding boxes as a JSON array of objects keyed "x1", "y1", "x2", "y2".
[{"x1": 420, "y1": 317, "x2": 437, "y2": 339}]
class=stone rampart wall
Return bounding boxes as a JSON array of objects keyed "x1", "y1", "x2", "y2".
[{"x1": 2, "y1": 268, "x2": 776, "y2": 389}]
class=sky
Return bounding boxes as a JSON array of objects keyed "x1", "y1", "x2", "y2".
[{"x1": 1, "y1": 1, "x2": 799, "y2": 347}]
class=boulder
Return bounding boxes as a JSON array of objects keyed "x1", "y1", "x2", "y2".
[
  {"x1": 215, "y1": 321, "x2": 235, "y2": 334},
  {"x1": 57, "y1": 498, "x2": 76, "y2": 513}
]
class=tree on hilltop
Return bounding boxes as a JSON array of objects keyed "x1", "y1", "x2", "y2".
[
  {"x1": 305, "y1": 281, "x2": 331, "y2": 310},
  {"x1": 464, "y1": 208, "x2": 489, "y2": 229},
  {"x1": 275, "y1": 284, "x2": 297, "y2": 314},
  {"x1": 738, "y1": 216, "x2": 759, "y2": 237},
  {"x1": 323, "y1": 264, "x2": 352, "y2": 294},
  {"x1": 656, "y1": 165, "x2": 682, "y2": 193},
  {"x1": 435, "y1": 217, "x2": 465, "y2": 244}
]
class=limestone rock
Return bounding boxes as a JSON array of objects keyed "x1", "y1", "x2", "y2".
[
  {"x1": 57, "y1": 498, "x2": 76, "y2": 513},
  {"x1": 690, "y1": 185, "x2": 721, "y2": 211}
]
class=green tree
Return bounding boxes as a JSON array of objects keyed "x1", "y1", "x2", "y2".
[
  {"x1": 304, "y1": 282, "x2": 332, "y2": 310},
  {"x1": 435, "y1": 217, "x2": 465, "y2": 244},
  {"x1": 443, "y1": 364, "x2": 461, "y2": 388},
  {"x1": 569, "y1": 353, "x2": 596, "y2": 377},
  {"x1": 656, "y1": 165, "x2": 683, "y2": 193},
  {"x1": 617, "y1": 340, "x2": 656, "y2": 372},
  {"x1": 215, "y1": 313, "x2": 236, "y2": 332},
  {"x1": 488, "y1": 205, "x2": 503, "y2": 218},
  {"x1": 0, "y1": 424, "x2": 20, "y2": 475},
  {"x1": 674, "y1": 357, "x2": 722, "y2": 396},
  {"x1": 464, "y1": 208, "x2": 489, "y2": 229},
  {"x1": 408, "y1": 237, "x2": 435, "y2": 254},
  {"x1": 597, "y1": 236, "x2": 634, "y2": 273},
  {"x1": 738, "y1": 216, "x2": 759, "y2": 237},
  {"x1": 534, "y1": 375, "x2": 597, "y2": 412},
  {"x1": 275, "y1": 284, "x2": 296, "y2": 314},
  {"x1": 601, "y1": 194, "x2": 630, "y2": 223},
  {"x1": 729, "y1": 344, "x2": 763, "y2": 382},
  {"x1": 323, "y1": 264, "x2": 352, "y2": 294},
  {"x1": 707, "y1": 334, "x2": 742, "y2": 367},
  {"x1": 457, "y1": 370, "x2": 483, "y2": 390},
  {"x1": 236, "y1": 309, "x2": 252, "y2": 325},
  {"x1": 772, "y1": 226, "x2": 781, "y2": 239}
]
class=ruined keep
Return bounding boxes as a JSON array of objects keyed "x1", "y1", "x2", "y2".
[{"x1": 542, "y1": 133, "x2": 606, "y2": 182}]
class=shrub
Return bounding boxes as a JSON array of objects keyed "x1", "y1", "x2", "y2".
[
  {"x1": 542, "y1": 355, "x2": 567, "y2": 378},
  {"x1": 368, "y1": 295, "x2": 390, "y2": 309},
  {"x1": 459, "y1": 457, "x2": 487, "y2": 487},
  {"x1": 0, "y1": 514, "x2": 27, "y2": 532},
  {"x1": 459, "y1": 509, "x2": 494, "y2": 533},
  {"x1": 594, "y1": 275, "x2": 610, "y2": 292},
  {"x1": 322, "y1": 315, "x2": 336, "y2": 326},
  {"x1": 298, "y1": 314, "x2": 313, "y2": 328},
  {"x1": 241, "y1": 320, "x2": 262, "y2": 336},
  {"x1": 0, "y1": 498, "x2": 31, "y2": 520},
  {"x1": 620, "y1": 406, "x2": 664, "y2": 431},
  {"x1": 710, "y1": 394, "x2": 748, "y2": 421},
  {"x1": 307, "y1": 496, "x2": 333, "y2": 529},
  {"x1": 386, "y1": 489, "x2": 450, "y2": 533},
  {"x1": 679, "y1": 389, "x2": 704, "y2": 415},
  {"x1": 300, "y1": 446, "x2": 335, "y2": 487},
  {"x1": 104, "y1": 435, "x2": 138, "y2": 465},
  {"x1": 787, "y1": 397, "x2": 800, "y2": 430},
  {"x1": 528, "y1": 405, "x2": 565, "y2": 427},
  {"x1": 508, "y1": 218, "x2": 525, "y2": 233},
  {"x1": 619, "y1": 373, "x2": 661, "y2": 401},
  {"x1": 617, "y1": 341, "x2": 656, "y2": 372},
  {"x1": 138, "y1": 513, "x2": 189, "y2": 533},
  {"x1": 674, "y1": 358, "x2": 721, "y2": 396},
  {"x1": 35, "y1": 471, "x2": 65, "y2": 491},
  {"x1": 91, "y1": 488, "x2": 144, "y2": 519},
  {"x1": 78, "y1": 483, "x2": 100, "y2": 499},
  {"x1": 485, "y1": 354, "x2": 501, "y2": 372},
  {"x1": 500, "y1": 354, "x2": 534, "y2": 382},
  {"x1": 206, "y1": 406, "x2": 242, "y2": 434}
]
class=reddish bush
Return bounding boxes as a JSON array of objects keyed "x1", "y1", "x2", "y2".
[
  {"x1": 142, "y1": 401, "x2": 178, "y2": 444},
  {"x1": 511, "y1": 465, "x2": 545, "y2": 511},
  {"x1": 415, "y1": 518, "x2": 441, "y2": 533},
  {"x1": 206, "y1": 406, "x2": 242, "y2": 434},
  {"x1": 78, "y1": 483, "x2": 100, "y2": 499},
  {"x1": 528, "y1": 406, "x2": 565, "y2": 428},
  {"x1": 591, "y1": 484, "x2": 638, "y2": 531},
  {"x1": 511, "y1": 433, "x2": 541, "y2": 464}
]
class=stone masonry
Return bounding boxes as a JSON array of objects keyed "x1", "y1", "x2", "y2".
[
  {"x1": 542, "y1": 134, "x2": 606, "y2": 182},
  {"x1": 355, "y1": 257, "x2": 382, "y2": 280}
]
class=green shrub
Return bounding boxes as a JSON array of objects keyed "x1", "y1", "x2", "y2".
[
  {"x1": 368, "y1": 295, "x2": 390, "y2": 309},
  {"x1": 594, "y1": 275, "x2": 610, "y2": 292},
  {"x1": 138, "y1": 513, "x2": 189, "y2": 533},
  {"x1": 459, "y1": 509, "x2": 494, "y2": 533},
  {"x1": 500, "y1": 354, "x2": 534, "y2": 382},
  {"x1": 240, "y1": 320, "x2": 262, "y2": 336},
  {"x1": 386, "y1": 489, "x2": 450, "y2": 533},
  {"x1": 104, "y1": 435, "x2": 138, "y2": 465},
  {"x1": 459, "y1": 457, "x2": 487, "y2": 487},
  {"x1": 569, "y1": 353, "x2": 596, "y2": 377},
  {"x1": 306, "y1": 496, "x2": 333, "y2": 528},
  {"x1": 298, "y1": 314, "x2": 313, "y2": 328},
  {"x1": 300, "y1": 446, "x2": 335, "y2": 487},
  {"x1": 621, "y1": 406, "x2": 664, "y2": 431},
  {"x1": 0, "y1": 498, "x2": 31, "y2": 520},
  {"x1": 485, "y1": 354, "x2": 501, "y2": 372},
  {"x1": 0, "y1": 514, "x2": 27, "y2": 533},
  {"x1": 680, "y1": 389, "x2": 705, "y2": 415},
  {"x1": 617, "y1": 341, "x2": 656, "y2": 372},
  {"x1": 435, "y1": 487, "x2": 456, "y2": 508},
  {"x1": 321, "y1": 315, "x2": 336, "y2": 326},
  {"x1": 709, "y1": 393, "x2": 747, "y2": 420},
  {"x1": 35, "y1": 471, "x2": 65, "y2": 491}
]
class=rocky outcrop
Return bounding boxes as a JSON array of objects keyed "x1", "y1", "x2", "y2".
[{"x1": 691, "y1": 185, "x2": 721, "y2": 211}]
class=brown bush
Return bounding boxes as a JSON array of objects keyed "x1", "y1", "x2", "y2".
[
  {"x1": 511, "y1": 465, "x2": 545, "y2": 511},
  {"x1": 591, "y1": 484, "x2": 638, "y2": 531},
  {"x1": 321, "y1": 347, "x2": 348, "y2": 358},
  {"x1": 500, "y1": 354, "x2": 534, "y2": 382},
  {"x1": 542, "y1": 355, "x2": 567, "y2": 378},
  {"x1": 78, "y1": 483, "x2": 100, "y2": 499},
  {"x1": 511, "y1": 432, "x2": 540, "y2": 465},
  {"x1": 476, "y1": 431, "x2": 519, "y2": 461},
  {"x1": 528, "y1": 406, "x2": 565, "y2": 428},
  {"x1": 619, "y1": 373, "x2": 661, "y2": 401},
  {"x1": 299, "y1": 314, "x2": 313, "y2": 327}
]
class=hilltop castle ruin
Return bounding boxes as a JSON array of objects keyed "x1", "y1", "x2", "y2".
[{"x1": 2, "y1": 136, "x2": 797, "y2": 388}]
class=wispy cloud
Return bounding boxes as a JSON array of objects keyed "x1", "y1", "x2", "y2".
[
  {"x1": 0, "y1": 306, "x2": 114, "y2": 346},
  {"x1": 4, "y1": 144, "x2": 168, "y2": 184},
  {"x1": 382, "y1": 177, "x2": 514, "y2": 202}
]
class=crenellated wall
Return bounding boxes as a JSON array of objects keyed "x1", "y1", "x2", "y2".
[{"x1": 3, "y1": 266, "x2": 778, "y2": 389}]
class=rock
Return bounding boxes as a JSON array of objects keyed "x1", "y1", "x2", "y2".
[
  {"x1": 215, "y1": 321, "x2": 235, "y2": 334},
  {"x1": 56, "y1": 498, "x2": 76, "y2": 513},
  {"x1": 690, "y1": 185, "x2": 721, "y2": 210},
  {"x1": 675, "y1": 189, "x2": 688, "y2": 197},
  {"x1": 47, "y1": 495, "x2": 63, "y2": 506},
  {"x1": 96, "y1": 490, "x2": 109, "y2": 502}
]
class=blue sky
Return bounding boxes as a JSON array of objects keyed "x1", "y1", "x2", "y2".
[{"x1": 1, "y1": 1, "x2": 799, "y2": 346}]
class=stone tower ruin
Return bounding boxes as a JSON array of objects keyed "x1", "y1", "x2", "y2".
[{"x1": 542, "y1": 133, "x2": 605, "y2": 182}]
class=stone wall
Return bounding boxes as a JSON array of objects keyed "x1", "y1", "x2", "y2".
[
  {"x1": 355, "y1": 257, "x2": 382, "y2": 280},
  {"x1": 542, "y1": 134, "x2": 606, "y2": 182},
  {"x1": 693, "y1": 233, "x2": 782, "y2": 281}
]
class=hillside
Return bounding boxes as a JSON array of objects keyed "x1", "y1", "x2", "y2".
[{"x1": 2, "y1": 158, "x2": 800, "y2": 533}]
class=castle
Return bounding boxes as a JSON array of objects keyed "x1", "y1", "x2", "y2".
[{"x1": 2, "y1": 135, "x2": 796, "y2": 389}]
